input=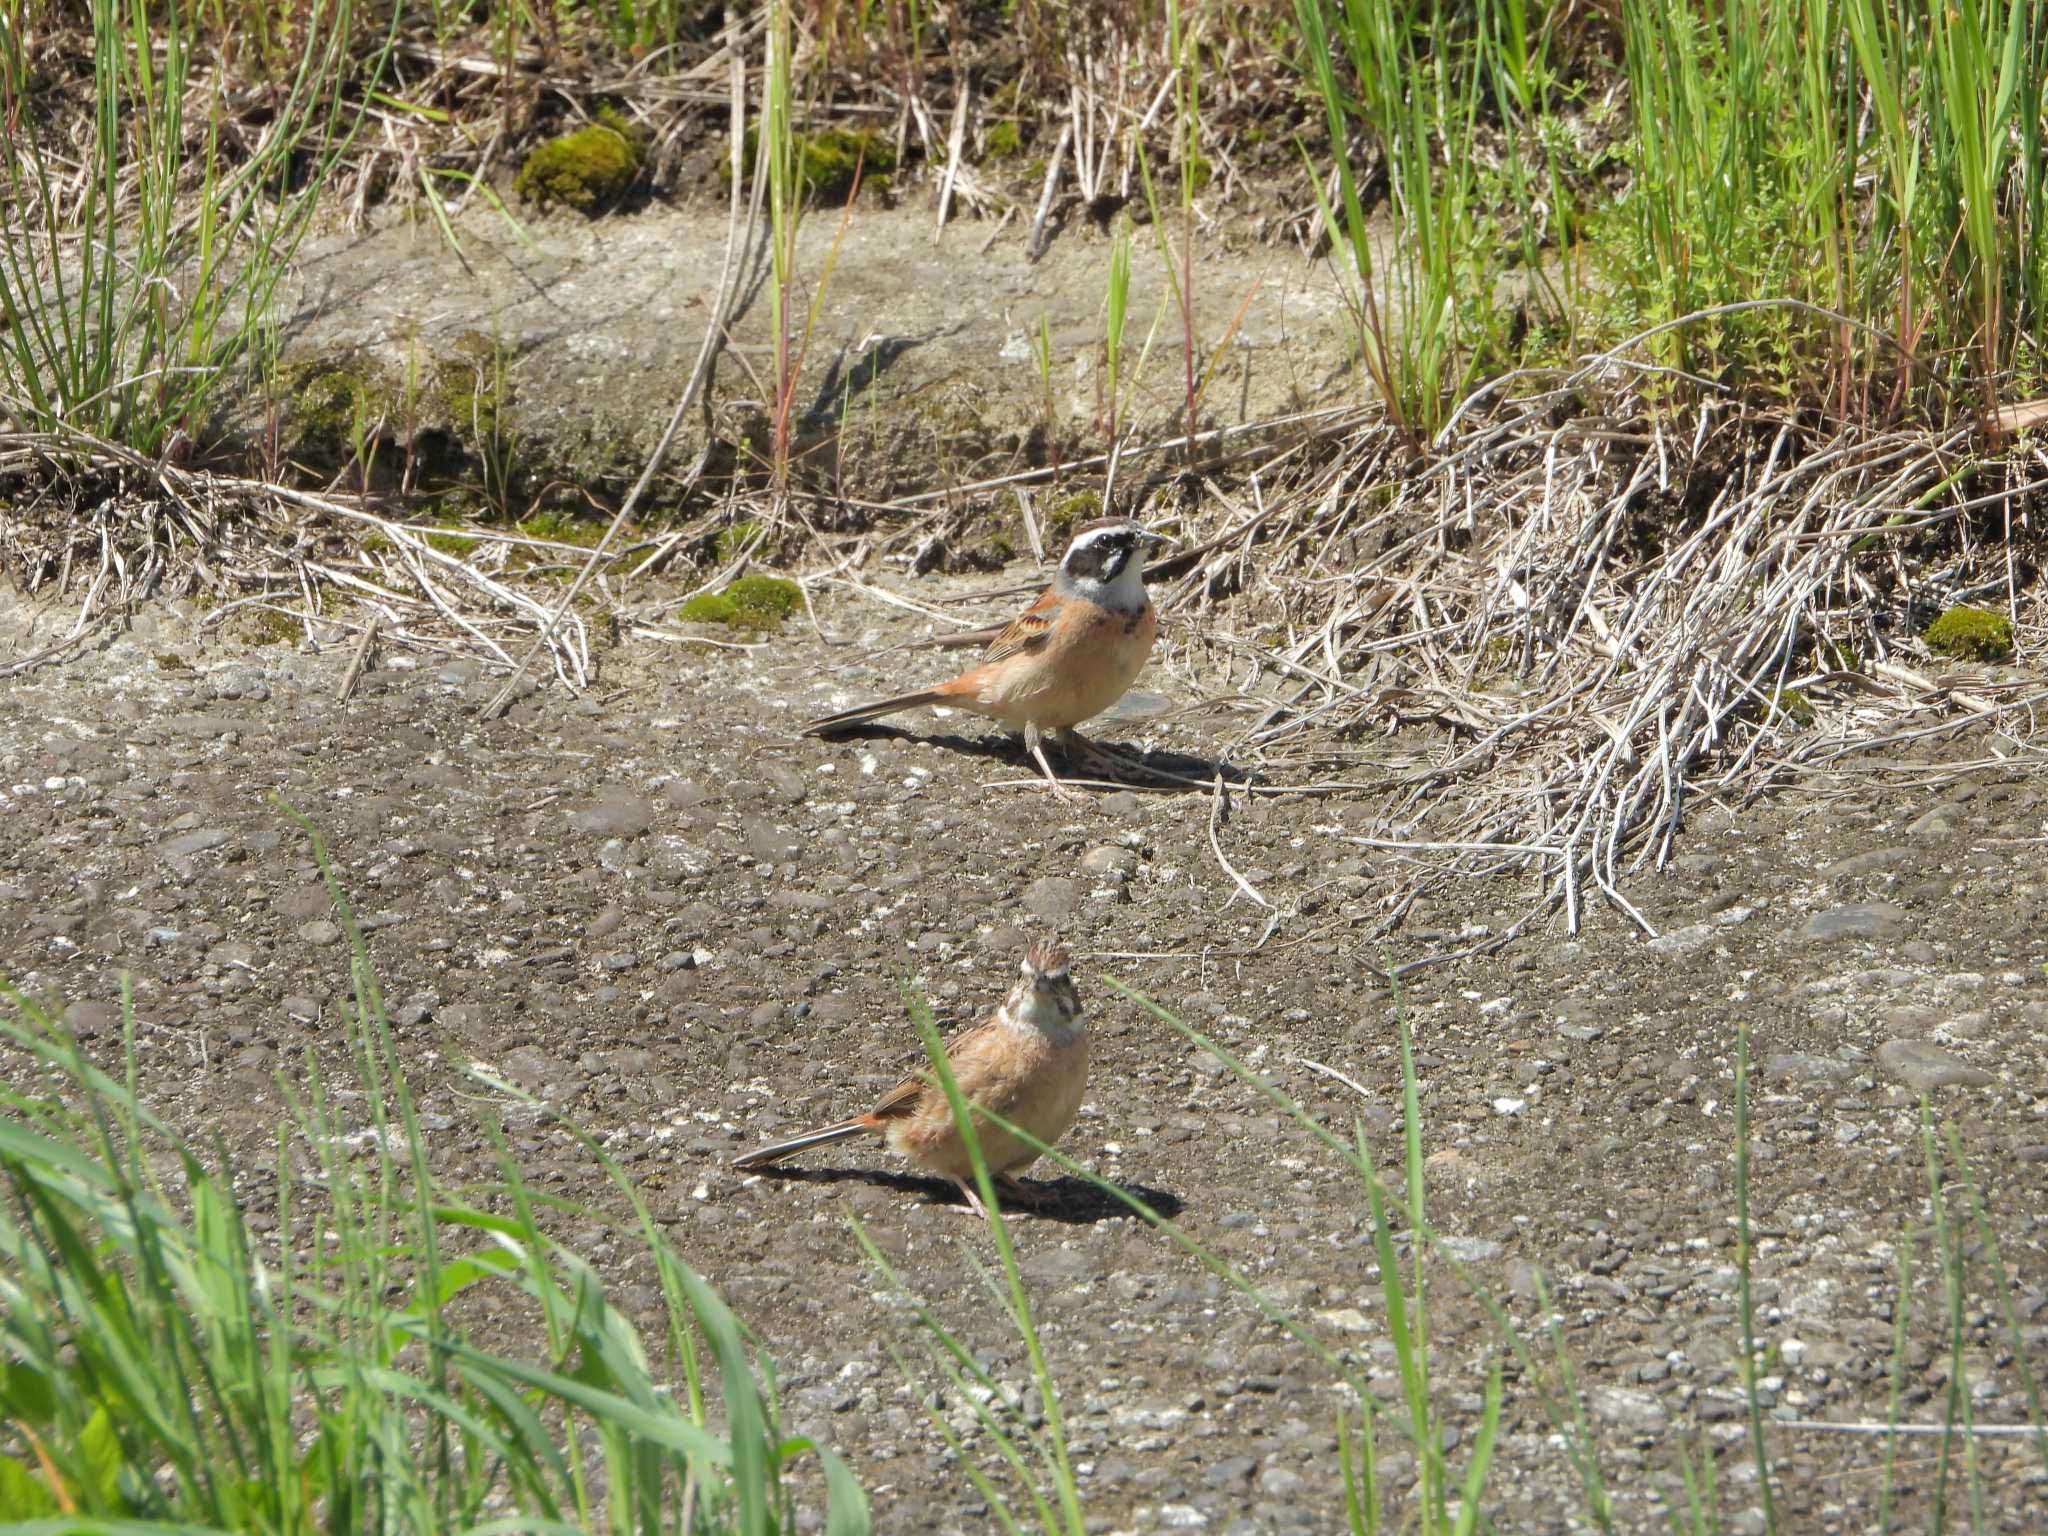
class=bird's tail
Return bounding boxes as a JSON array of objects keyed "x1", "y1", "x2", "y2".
[
  {"x1": 800, "y1": 689, "x2": 954, "y2": 737},
  {"x1": 732, "y1": 1117, "x2": 873, "y2": 1170}
]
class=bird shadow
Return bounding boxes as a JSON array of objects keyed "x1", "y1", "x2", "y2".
[
  {"x1": 744, "y1": 1163, "x2": 1183, "y2": 1225},
  {"x1": 819, "y1": 720, "x2": 1256, "y2": 796}
]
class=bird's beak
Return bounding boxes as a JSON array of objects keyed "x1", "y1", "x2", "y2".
[{"x1": 1139, "y1": 529, "x2": 1177, "y2": 550}]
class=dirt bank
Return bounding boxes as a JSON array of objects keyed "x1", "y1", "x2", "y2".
[{"x1": 273, "y1": 200, "x2": 1365, "y2": 504}]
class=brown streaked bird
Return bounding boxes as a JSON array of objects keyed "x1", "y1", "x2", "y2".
[
  {"x1": 732, "y1": 939, "x2": 1089, "y2": 1217},
  {"x1": 800, "y1": 518, "x2": 1170, "y2": 799}
]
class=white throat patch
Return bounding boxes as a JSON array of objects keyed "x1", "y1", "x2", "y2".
[{"x1": 1055, "y1": 526, "x2": 1147, "y2": 611}]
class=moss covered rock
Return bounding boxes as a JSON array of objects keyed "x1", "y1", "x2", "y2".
[
  {"x1": 680, "y1": 573, "x2": 802, "y2": 633},
  {"x1": 283, "y1": 352, "x2": 399, "y2": 470},
  {"x1": 1922, "y1": 606, "x2": 2014, "y2": 663},
  {"x1": 725, "y1": 125, "x2": 895, "y2": 203},
  {"x1": 516, "y1": 108, "x2": 645, "y2": 212},
  {"x1": 432, "y1": 330, "x2": 509, "y2": 443}
]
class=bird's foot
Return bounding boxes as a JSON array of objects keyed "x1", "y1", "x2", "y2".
[
  {"x1": 950, "y1": 1174, "x2": 1057, "y2": 1219},
  {"x1": 1027, "y1": 730, "x2": 1090, "y2": 805}
]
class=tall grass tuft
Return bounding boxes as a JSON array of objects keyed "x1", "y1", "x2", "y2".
[
  {"x1": 1294, "y1": 0, "x2": 1497, "y2": 440},
  {"x1": 762, "y1": 0, "x2": 801, "y2": 493},
  {"x1": 1277, "y1": 0, "x2": 2048, "y2": 421},
  {"x1": 0, "y1": 812, "x2": 868, "y2": 1532},
  {"x1": 1613, "y1": 0, "x2": 2048, "y2": 413},
  {"x1": 0, "y1": 0, "x2": 384, "y2": 456}
]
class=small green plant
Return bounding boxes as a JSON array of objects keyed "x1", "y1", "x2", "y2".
[
  {"x1": 432, "y1": 331, "x2": 520, "y2": 515},
  {"x1": 1758, "y1": 687, "x2": 1816, "y2": 727},
  {"x1": 514, "y1": 107, "x2": 646, "y2": 211},
  {"x1": 1922, "y1": 605, "x2": 2015, "y2": 662},
  {"x1": 984, "y1": 119, "x2": 1023, "y2": 159},
  {"x1": 713, "y1": 518, "x2": 767, "y2": 564},
  {"x1": 1101, "y1": 218, "x2": 1133, "y2": 454},
  {"x1": 1029, "y1": 312, "x2": 1059, "y2": 475},
  {"x1": 1294, "y1": 0, "x2": 1491, "y2": 439},
  {"x1": 680, "y1": 573, "x2": 802, "y2": 631},
  {"x1": 1814, "y1": 635, "x2": 1862, "y2": 672}
]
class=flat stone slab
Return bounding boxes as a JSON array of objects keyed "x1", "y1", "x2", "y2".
[
  {"x1": 1877, "y1": 1039, "x2": 1994, "y2": 1093},
  {"x1": 1803, "y1": 903, "x2": 1905, "y2": 942}
]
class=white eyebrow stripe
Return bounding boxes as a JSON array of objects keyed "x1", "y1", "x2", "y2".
[{"x1": 1067, "y1": 525, "x2": 1132, "y2": 552}]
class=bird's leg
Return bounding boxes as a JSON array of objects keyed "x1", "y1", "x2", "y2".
[
  {"x1": 1024, "y1": 722, "x2": 1085, "y2": 804},
  {"x1": 949, "y1": 1174, "x2": 1054, "y2": 1219}
]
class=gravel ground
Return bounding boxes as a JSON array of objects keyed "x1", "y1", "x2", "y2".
[{"x1": 2, "y1": 576, "x2": 2046, "y2": 1534}]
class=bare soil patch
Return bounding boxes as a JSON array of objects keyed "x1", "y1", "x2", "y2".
[{"x1": 3, "y1": 572, "x2": 2046, "y2": 1532}]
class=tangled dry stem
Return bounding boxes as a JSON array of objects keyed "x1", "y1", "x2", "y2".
[
  {"x1": 1158, "y1": 385, "x2": 2046, "y2": 958},
  {"x1": 0, "y1": 430, "x2": 592, "y2": 690}
]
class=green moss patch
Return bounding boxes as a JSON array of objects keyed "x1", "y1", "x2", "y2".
[
  {"x1": 243, "y1": 609, "x2": 300, "y2": 647},
  {"x1": 1922, "y1": 605, "x2": 2014, "y2": 663},
  {"x1": 516, "y1": 108, "x2": 646, "y2": 212},
  {"x1": 431, "y1": 330, "x2": 509, "y2": 442},
  {"x1": 678, "y1": 592, "x2": 738, "y2": 624},
  {"x1": 712, "y1": 519, "x2": 764, "y2": 563},
  {"x1": 984, "y1": 120, "x2": 1022, "y2": 159},
  {"x1": 680, "y1": 574, "x2": 802, "y2": 633},
  {"x1": 726, "y1": 126, "x2": 895, "y2": 203},
  {"x1": 424, "y1": 526, "x2": 478, "y2": 556},
  {"x1": 1044, "y1": 490, "x2": 1102, "y2": 546},
  {"x1": 517, "y1": 511, "x2": 608, "y2": 547},
  {"x1": 285, "y1": 353, "x2": 397, "y2": 460}
]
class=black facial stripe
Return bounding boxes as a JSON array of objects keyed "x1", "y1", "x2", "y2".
[{"x1": 1066, "y1": 530, "x2": 1133, "y2": 584}]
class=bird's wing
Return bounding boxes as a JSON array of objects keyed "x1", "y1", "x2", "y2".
[
  {"x1": 866, "y1": 1017, "x2": 1004, "y2": 1121},
  {"x1": 901, "y1": 621, "x2": 1009, "y2": 652},
  {"x1": 979, "y1": 587, "x2": 1062, "y2": 663}
]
